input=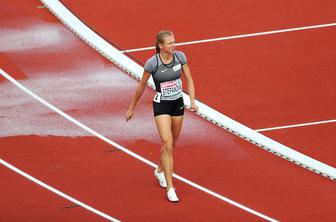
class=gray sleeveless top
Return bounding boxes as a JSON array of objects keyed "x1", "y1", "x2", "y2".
[{"x1": 144, "y1": 51, "x2": 187, "y2": 101}]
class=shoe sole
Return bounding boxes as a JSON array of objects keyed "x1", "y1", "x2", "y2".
[
  {"x1": 168, "y1": 199, "x2": 179, "y2": 203},
  {"x1": 158, "y1": 182, "x2": 167, "y2": 188}
]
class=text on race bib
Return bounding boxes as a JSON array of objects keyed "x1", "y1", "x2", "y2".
[{"x1": 160, "y1": 79, "x2": 182, "y2": 100}]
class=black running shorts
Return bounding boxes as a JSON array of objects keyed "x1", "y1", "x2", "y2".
[{"x1": 153, "y1": 97, "x2": 184, "y2": 117}]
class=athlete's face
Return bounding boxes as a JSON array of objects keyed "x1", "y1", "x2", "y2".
[{"x1": 161, "y1": 35, "x2": 176, "y2": 54}]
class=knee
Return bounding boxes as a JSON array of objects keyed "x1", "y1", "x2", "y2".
[{"x1": 161, "y1": 140, "x2": 173, "y2": 154}]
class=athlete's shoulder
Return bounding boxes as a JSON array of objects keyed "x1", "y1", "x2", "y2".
[
  {"x1": 144, "y1": 54, "x2": 158, "y2": 74},
  {"x1": 175, "y1": 50, "x2": 186, "y2": 56},
  {"x1": 175, "y1": 51, "x2": 187, "y2": 65},
  {"x1": 146, "y1": 54, "x2": 157, "y2": 63}
]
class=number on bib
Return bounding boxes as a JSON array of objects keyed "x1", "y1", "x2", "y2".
[{"x1": 153, "y1": 92, "x2": 161, "y2": 103}]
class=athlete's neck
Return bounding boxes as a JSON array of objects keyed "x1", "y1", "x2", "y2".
[{"x1": 160, "y1": 51, "x2": 173, "y2": 62}]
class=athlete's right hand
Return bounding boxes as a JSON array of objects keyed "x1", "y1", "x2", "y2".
[{"x1": 125, "y1": 108, "x2": 134, "y2": 121}]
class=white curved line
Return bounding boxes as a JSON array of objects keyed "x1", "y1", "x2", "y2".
[
  {"x1": 0, "y1": 68, "x2": 278, "y2": 221},
  {"x1": 0, "y1": 158, "x2": 121, "y2": 222}
]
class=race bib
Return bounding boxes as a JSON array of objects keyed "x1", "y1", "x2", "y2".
[{"x1": 160, "y1": 79, "x2": 182, "y2": 100}]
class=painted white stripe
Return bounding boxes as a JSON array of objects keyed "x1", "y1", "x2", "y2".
[
  {"x1": 256, "y1": 119, "x2": 336, "y2": 132},
  {"x1": 40, "y1": 0, "x2": 336, "y2": 181},
  {"x1": 0, "y1": 69, "x2": 278, "y2": 221},
  {"x1": 122, "y1": 23, "x2": 336, "y2": 53},
  {"x1": 0, "y1": 158, "x2": 121, "y2": 222}
]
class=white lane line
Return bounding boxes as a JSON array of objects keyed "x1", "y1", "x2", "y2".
[
  {"x1": 0, "y1": 159, "x2": 121, "y2": 222},
  {"x1": 256, "y1": 119, "x2": 336, "y2": 132},
  {"x1": 121, "y1": 22, "x2": 336, "y2": 53},
  {"x1": 0, "y1": 68, "x2": 278, "y2": 222}
]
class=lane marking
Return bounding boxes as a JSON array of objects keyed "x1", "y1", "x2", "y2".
[
  {"x1": 40, "y1": 0, "x2": 336, "y2": 181},
  {"x1": 0, "y1": 159, "x2": 121, "y2": 222},
  {"x1": 0, "y1": 68, "x2": 278, "y2": 222},
  {"x1": 256, "y1": 119, "x2": 336, "y2": 132},
  {"x1": 121, "y1": 23, "x2": 336, "y2": 53}
]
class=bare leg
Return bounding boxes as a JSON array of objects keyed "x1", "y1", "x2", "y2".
[
  {"x1": 155, "y1": 115, "x2": 174, "y2": 189},
  {"x1": 157, "y1": 115, "x2": 183, "y2": 172},
  {"x1": 171, "y1": 115, "x2": 184, "y2": 148}
]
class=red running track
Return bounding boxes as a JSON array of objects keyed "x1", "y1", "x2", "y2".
[
  {"x1": 0, "y1": 0, "x2": 335, "y2": 221},
  {"x1": 130, "y1": 29, "x2": 336, "y2": 167},
  {"x1": 0, "y1": 160, "x2": 108, "y2": 222},
  {"x1": 61, "y1": 0, "x2": 336, "y2": 49},
  {"x1": 60, "y1": 0, "x2": 336, "y2": 167}
]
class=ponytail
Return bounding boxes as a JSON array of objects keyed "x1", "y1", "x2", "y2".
[{"x1": 155, "y1": 43, "x2": 160, "y2": 53}]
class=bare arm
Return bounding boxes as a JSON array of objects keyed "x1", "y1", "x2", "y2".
[
  {"x1": 125, "y1": 71, "x2": 151, "y2": 121},
  {"x1": 182, "y1": 63, "x2": 198, "y2": 112}
]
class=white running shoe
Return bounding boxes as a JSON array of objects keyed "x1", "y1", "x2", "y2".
[
  {"x1": 154, "y1": 168, "x2": 167, "y2": 188},
  {"x1": 167, "y1": 188, "x2": 179, "y2": 202}
]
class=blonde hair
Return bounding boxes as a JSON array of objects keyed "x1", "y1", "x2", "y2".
[{"x1": 155, "y1": 30, "x2": 173, "y2": 53}]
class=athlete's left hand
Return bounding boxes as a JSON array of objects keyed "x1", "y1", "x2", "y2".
[
  {"x1": 190, "y1": 102, "x2": 198, "y2": 112},
  {"x1": 125, "y1": 108, "x2": 134, "y2": 121}
]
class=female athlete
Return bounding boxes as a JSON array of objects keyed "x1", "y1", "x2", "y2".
[{"x1": 125, "y1": 30, "x2": 198, "y2": 202}]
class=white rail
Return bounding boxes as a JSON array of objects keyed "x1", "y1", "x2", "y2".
[{"x1": 40, "y1": 0, "x2": 336, "y2": 180}]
